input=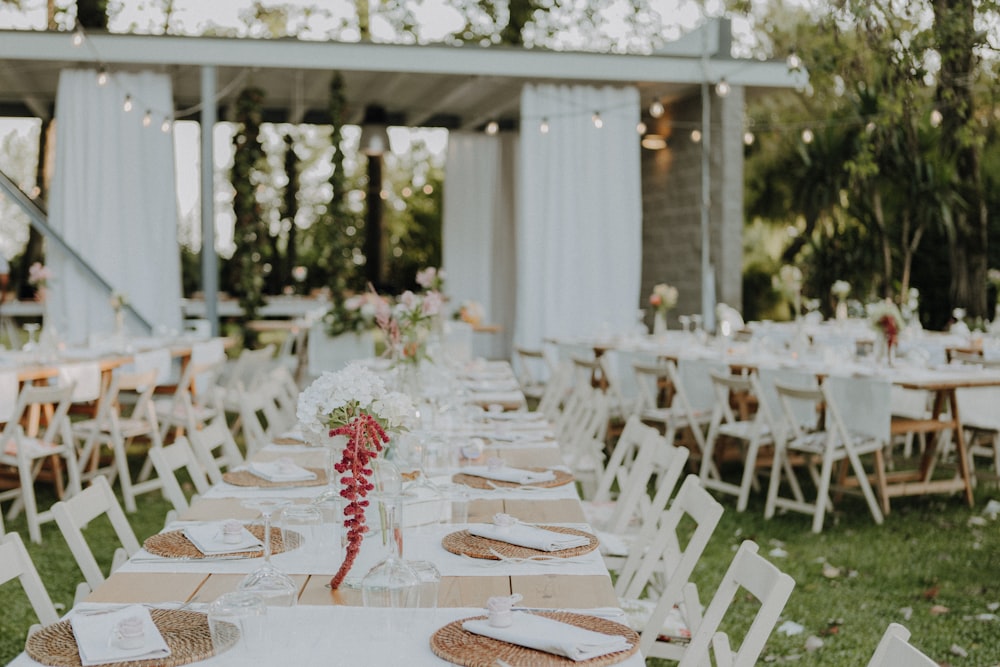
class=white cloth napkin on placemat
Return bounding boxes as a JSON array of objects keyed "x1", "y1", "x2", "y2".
[
  {"x1": 70, "y1": 605, "x2": 171, "y2": 666},
  {"x1": 462, "y1": 612, "x2": 631, "y2": 661},
  {"x1": 462, "y1": 466, "x2": 555, "y2": 485},
  {"x1": 248, "y1": 460, "x2": 316, "y2": 482},
  {"x1": 467, "y1": 524, "x2": 590, "y2": 552},
  {"x1": 182, "y1": 523, "x2": 263, "y2": 555}
]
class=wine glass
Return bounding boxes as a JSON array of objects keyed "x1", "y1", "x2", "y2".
[
  {"x1": 238, "y1": 498, "x2": 297, "y2": 606},
  {"x1": 21, "y1": 322, "x2": 40, "y2": 359}
]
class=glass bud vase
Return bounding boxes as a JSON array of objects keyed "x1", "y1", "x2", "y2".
[{"x1": 653, "y1": 310, "x2": 667, "y2": 335}]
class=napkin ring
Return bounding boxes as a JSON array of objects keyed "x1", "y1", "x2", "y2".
[
  {"x1": 110, "y1": 615, "x2": 145, "y2": 650},
  {"x1": 486, "y1": 593, "x2": 523, "y2": 628}
]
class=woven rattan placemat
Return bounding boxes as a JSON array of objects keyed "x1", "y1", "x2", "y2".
[
  {"x1": 222, "y1": 467, "x2": 326, "y2": 488},
  {"x1": 441, "y1": 526, "x2": 599, "y2": 560},
  {"x1": 142, "y1": 524, "x2": 297, "y2": 559},
  {"x1": 25, "y1": 609, "x2": 234, "y2": 667},
  {"x1": 452, "y1": 468, "x2": 574, "y2": 490},
  {"x1": 430, "y1": 611, "x2": 639, "y2": 667}
]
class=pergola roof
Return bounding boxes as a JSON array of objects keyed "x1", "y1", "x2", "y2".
[{"x1": 0, "y1": 21, "x2": 803, "y2": 128}]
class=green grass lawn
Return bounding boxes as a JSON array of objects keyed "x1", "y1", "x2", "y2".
[{"x1": 2, "y1": 462, "x2": 1000, "y2": 665}]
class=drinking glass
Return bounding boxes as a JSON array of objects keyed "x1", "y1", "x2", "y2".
[
  {"x1": 280, "y1": 504, "x2": 324, "y2": 560},
  {"x1": 407, "y1": 560, "x2": 441, "y2": 610},
  {"x1": 239, "y1": 498, "x2": 297, "y2": 606},
  {"x1": 208, "y1": 591, "x2": 267, "y2": 659},
  {"x1": 21, "y1": 322, "x2": 40, "y2": 360}
]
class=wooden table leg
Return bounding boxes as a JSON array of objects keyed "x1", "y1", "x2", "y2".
[{"x1": 947, "y1": 389, "x2": 976, "y2": 507}]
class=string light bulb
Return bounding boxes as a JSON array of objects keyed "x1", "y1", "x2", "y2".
[
  {"x1": 690, "y1": 129, "x2": 702, "y2": 143},
  {"x1": 161, "y1": 118, "x2": 172, "y2": 133},
  {"x1": 142, "y1": 110, "x2": 152, "y2": 127},
  {"x1": 591, "y1": 111, "x2": 603, "y2": 129},
  {"x1": 123, "y1": 95, "x2": 133, "y2": 112},
  {"x1": 649, "y1": 99, "x2": 665, "y2": 118},
  {"x1": 485, "y1": 120, "x2": 499, "y2": 135},
  {"x1": 787, "y1": 52, "x2": 801, "y2": 69},
  {"x1": 930, "y1": 109, "x2": 943, "y2": 128},
  {"x1": 636, "y1": 121, "x2": 647, "y2": 135},
  {"x1": 72, "y1": 23, "x2": 85, "y2": 47},
  {"x1": 715, "y1": 79, "x2": 730, "y2": 97},
  {"x1": 97, "y1": 68, "x2": 109, "y2": 86},
  {"x1": 539, "y1": 117, "x2": 550, "y2": 134},
  {"x1": 743, "y1": 131, "x2": 755, "y2": 146},
  {"x1": 801, "y1": 128, "x2": 814, "y2": 144}
]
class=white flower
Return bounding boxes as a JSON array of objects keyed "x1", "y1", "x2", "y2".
[
  {"x1": 296, "y1": 362, "x2": 413, "y2": 434},
  {"x1": 422, "y1": 291, "x2": 443, "y2": 316}
]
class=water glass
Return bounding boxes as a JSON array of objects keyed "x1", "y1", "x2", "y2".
[
  {"x1": 448, "y1": 485, "x2": 470, "y2": 524},
  {"x1": 281, "y1": 504, "x2": 324, "y2": 559},
  {"x1": 208, "y1": 591, "x2": 267, "y2": 659},
  {"x1": 407, "y1": 560, "x2": 441, "y2": 610}
]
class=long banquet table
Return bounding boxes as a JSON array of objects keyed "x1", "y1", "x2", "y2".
[{"x1": 10, "y1": 361, "x2": 644, "y2": 667}]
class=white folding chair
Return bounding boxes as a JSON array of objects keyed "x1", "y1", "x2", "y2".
[
  {"x1": 0, "y1": 382, "x2": 82, "y2": 544},
  {"x1": 72, "y1": 369, "x2": 164, "y2": 513},
  {"x1": 536, "y1": 360, "x2": 573, "y2": 421},
  {"x1": 765, "y1": 373, "x2": 889, "y2": 532},
  {"x1": 155, "y1": 357, "x2": 225, "y2": 441},
  {"x1": 0, "y1": 531, "x2": 60, "y2": 635},
  {"x1": 186, "y1": 416, "x2": 243, "y2": 486},
  {"x1": 615, "y1": 475, "x2": 725, "y2": 660},
  {"x1": 956, "y1": 385, "x2": 1000, "y2": 483},
  {"x1": 866, "y1": 622, "x2": 937, "y2": 667},
  {"x1": 148, "y1": 436, "x2": 211, "y2": 514},
  {"x1": 664, "y1": 358, "x2": 728, "y2": 463},
  {"x1": 51, "y1": 475, "x2": 140, "y2": 594},
  {"x1": 513, "y1": 345, "x2": 551, "y2": 400},
  {"x1": 676, "y1": 540, "x2": 795, "y2": 667},
  {"x1": 556, "y1": 384, "x2": 610, "y2": 497},
  {"x1": 700, "y1": 370, "x2": 773, "y2": 511}
]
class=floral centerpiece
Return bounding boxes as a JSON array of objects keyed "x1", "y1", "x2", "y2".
[
  {"x1": 323, "y1": 292, "x2": 386, "y2": 337},
  {"x1": 110, "y1": 291, "x2": 128, "y2": 336},
  {"x1": 415, "y1": 266, "x2": 446, "y2": 293},
  {"x1": 28, "y1": 262, "x2": 52, "y2": 300},
  {"x1": 777, "y1": 265, "x2": 803, "y2": 319},
  {"x1": 376, "y1": 289, "x2": 443, "y2": 366},
  {"x1": 295, "y1": 363, "x2": 414, "y2": 590},
  {"x1": 831, "y1": 280, "x2": 850, "y2": 320},
  {"x1": 453, "y1": 300, "x2": 484, "y2": 326},
  {"x1": 868, "y1": 300, "x2": 903, "y2": 362},
  {"x1": 648, "y1": 283, "x2": 678, "y2": 334}
]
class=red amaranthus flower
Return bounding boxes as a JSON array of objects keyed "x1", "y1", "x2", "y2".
[
  {"x1": 328, "y1": 413, "x2": 390, "y2": 590},
  {"x1": 879, "y1": 314, "x2": 898, "y2": 347}
]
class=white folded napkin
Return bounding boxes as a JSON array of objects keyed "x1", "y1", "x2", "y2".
[
  {"x1": 462, "y1": 465, "x2": 556, "y2": 485},
  {"x1": 248, "y1": 460, "x2": 317, "y2": 482},
  {"x1": 468, "y1": 523, "x2": 590, "y2": 552},
  {"x1": 462, "y1": 612, "x2": 631, "y2": 662},
  {"x1": 70, "y1": 605, "x2": 171, "y2": 666},
  {"x1": 182, "y1": 523, "x2": 263, "y2": 555}
]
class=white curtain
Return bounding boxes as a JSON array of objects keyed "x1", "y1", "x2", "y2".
[
  {"x1": 48, "y1": 69, "x2": 182, "y2": 345},
  {"x1": 442, "y1": 132, "x2": 518, "y2": 360},
  {"x1": 515, "y1": 84, "x2": 642, "y2": 349}
]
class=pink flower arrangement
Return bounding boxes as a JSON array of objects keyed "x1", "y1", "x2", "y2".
[
  {"x1": 415, "y1": 266, "x2": 445, "y2": 292},
  {"x1": 28, "y1": 262, "x2": 52, "y2": 288}
]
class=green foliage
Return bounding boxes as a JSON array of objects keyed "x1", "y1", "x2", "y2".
[
  {"x1": 229, "y1": 86, "x2": 269, "y2": 336},
  {"x1": 75, "y1": 0, "x2": 108, "y2": 29}
]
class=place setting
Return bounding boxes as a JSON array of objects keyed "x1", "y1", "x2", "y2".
[
  {"x1": 453, "y1": 457, "x2": 575, "y2": 490},
  {"x1": 24, "y1": 603, "x2": 221, "y2": 667},
  {"x1": 430, "y1": 594, "x2": 639, "y2": 667},
  {"x1": 220, "y1": 457, "x2": 327, "y2": 489},
  {"x1": 441, "y1": 512, "x2": 599, "y2": 562}
]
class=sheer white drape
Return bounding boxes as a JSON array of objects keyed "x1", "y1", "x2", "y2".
[
  {"x1": 442, "y1": 132, "x2": 518, "y2": 360},
  {"x1": 515, "y1": 84, "x2": 642, "y2": 349},
  {"x1": 48, "y1": 70, "x2": 182, "y2": 344}
]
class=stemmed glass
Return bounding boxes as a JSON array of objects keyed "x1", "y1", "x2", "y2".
[
  {"x1": 678, "y1": 315, "x2": 692, "y2": 334},
  {"x1": 238, "y1": 498, "x2": 297, "y2": 605},
  {"x1": 21, "y1": 323, "x2": 40, "y2": 359}
]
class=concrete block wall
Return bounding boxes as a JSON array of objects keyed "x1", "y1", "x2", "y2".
[{"x1": 639, "y1": 85, "x2": 745, "y2": 330}]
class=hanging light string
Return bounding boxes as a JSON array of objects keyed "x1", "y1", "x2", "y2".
[{"x1": 70, "y1": 21, "x2": 249, "y2": 132}]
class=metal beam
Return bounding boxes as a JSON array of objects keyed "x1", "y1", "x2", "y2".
[
  {"x1": 0, "y1": 167, "x2": 153, "y2": 331},
  {"x1": 200, "y1": 65, "x2": 219, "y2": 336}
]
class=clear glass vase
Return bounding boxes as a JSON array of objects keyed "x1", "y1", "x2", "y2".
[{"x1": 360, "y1": 493, "x2": 419, "y2": 629}]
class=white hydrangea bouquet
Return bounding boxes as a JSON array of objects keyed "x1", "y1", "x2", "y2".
[{"x1": 296, "y1": 363, "x2": 414, "y2": 590}]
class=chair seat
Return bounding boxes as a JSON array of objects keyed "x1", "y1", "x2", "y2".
[
  {"x1": 154, "y1": 399, "x2": 218, "y2": 421},
  {"x1": 3, "y1": 437, "x2": 63, "y2": 459},
  {"x1": 618, "y1": 597, "x2": 692, "y2": 642},
  {"x1": 787, "y1": 432, "x2": 884, "y2": 457},
  {"x1": 717, "y1": 421, "x2": 772, "y2": 442}
]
